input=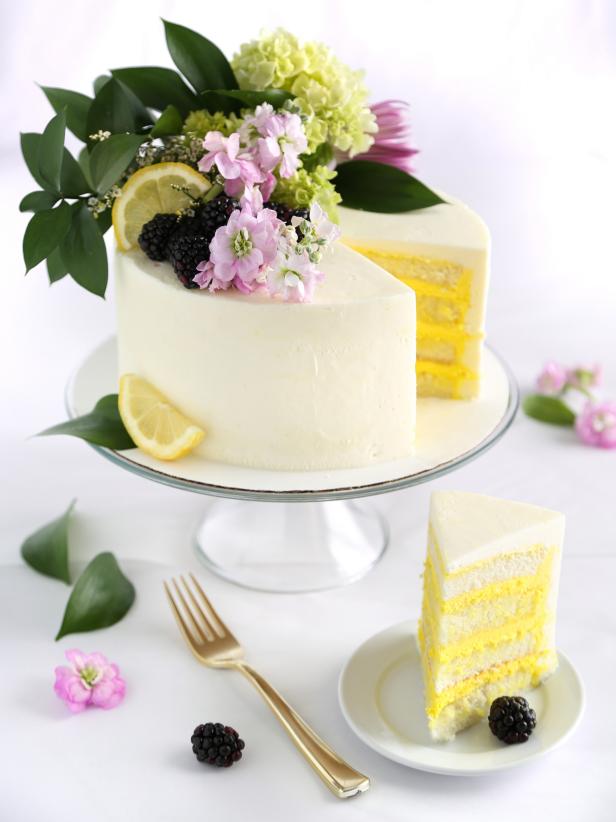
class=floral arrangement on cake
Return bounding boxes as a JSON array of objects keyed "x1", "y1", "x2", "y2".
[{"x1": 19, "y1": 21, "x2": 442, "y2": 301}]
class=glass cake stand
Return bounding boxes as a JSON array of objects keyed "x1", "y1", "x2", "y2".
[{"x1": 66, "y1": 337, "x2": 519, "y2": 592}]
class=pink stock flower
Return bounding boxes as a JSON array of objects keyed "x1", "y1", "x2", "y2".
[
  {"x1": 536, "y1": 361, "x2": 568, "y2": 394},
  {"x1": 267, "y1": 247, "x2": 323, "y2": 303},
  {"x1": 353, "y1": 100, "x2": 418, "y2": 174},
  {"x1": 196, "y1": 207, "x2": 281, "y2": 292},
  {"x1": 567, "y1": 364, "x2": 602, "y2": 391},
  {"x1": 575, "y1": 401, "x2": 616, "y2": 449},
  {"x1": 198, "y1": 132, "x2": 265, "y2": 195},
  {"x1": 54, "y1": 649, "x2": 125, "y2": 713},
  {"x1": 256, "y1": 111, "x2": 308, "y2": 178}
]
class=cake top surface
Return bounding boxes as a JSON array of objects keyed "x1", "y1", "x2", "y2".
[
  {"x1": 118, "y1": 241, "x2": 414, "y2": 307},
  {"x1": 339, "y1": 195, "x2": 489, "y2": 252},
  {"x1": 430, "y1": 491, "x2": 565, "y2": 572}
]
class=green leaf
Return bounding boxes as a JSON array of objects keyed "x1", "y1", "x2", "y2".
[
  {"x1": 111, "y1": 66, "x2": 198, "y2": 116},
  {"x1": 23, "y1": 202, "x2": 73, "y2": 272},
  {"x1": 203, "y1": 88, "x2": 293, "y2": 109},
  {"x1": 95, "y1": 208, "x2": 112, "y2": 235},
  {"x1": 93, "y1": 74, "x2": 110, "y2": 95},
  {"x1": 60, "y1": 203, "x2": 108, "y2": 296},
  {"x1": 78, "y1": 146, "x2": 94, "y2": 189},
  {"x1": 37, "y1": 394, "x2": 135, "y2": 449},
  {"x1": 86, "y1": 77, "x2": 152, "y2": 140},
  {"x1": 163, "y1": 19, "x2": 237, "y2": 93},
  {"x1": 60, "y1": 149, "x2": 90, "y2": 197},
  {"x1": 335, "y1": 161, "x2": 446, "y2": 213},
  {"x1": 41, "y1": 86, "x2": 92, "y2": 142},
  {"x1": 55, "y1": 552, "x2": 135, "y2": 640},
  {"x1": 21, "y1": 132, "x2": 47, "y2": 188},
  {"x1": 46, "y1": 247, "x2": 69, "y2": 283},
  {"x1": 522, "y1": 394, "x2": 576, "y2": 426},
  {"x1": 19, "y1": 190, "x2": 59, "y2": 213},
  {"x1": 37, "y1": 110, "x2": 66, "y2": 192},
  {"x1": 150, "y1": 104, "x2": 183, "y2": 138},
  {"x1": 89, "y1": 133, "x2": 144, "y2": 194},
  {"x1": 21, "y1": 500, "x2": 75, "y2": 584}
]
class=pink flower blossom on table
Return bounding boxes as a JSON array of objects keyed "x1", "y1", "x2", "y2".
[
  {"x1": 195, "y1": 207, "x2": 281, "y2": 292},
  {"x1": 352, "y1": 100, "x2": 418, "y2": 174},
  {"x1": 536, "y1": 361, "x2": 568, "y2": 394},
  {"x1": 567, "y1": 364, "x2": 602, "y2": 391},
  {"x1": 198, "y1": 132, "x2": 265, "y2": 196},
  {"x1": 54, "y1": 649, "x2": 125, "y2": 714},
  {"x1": 575, "y1": 401, "x2": 616, "y2": 449}
]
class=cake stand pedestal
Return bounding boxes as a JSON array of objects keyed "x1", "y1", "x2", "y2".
[{"x1": 66, "y1": 337, "x2": 518, "y2": 592}]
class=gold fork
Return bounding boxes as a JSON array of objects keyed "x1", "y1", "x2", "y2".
[{"x1": 164, "y1": 573, "x2": 370, "y2": 799}]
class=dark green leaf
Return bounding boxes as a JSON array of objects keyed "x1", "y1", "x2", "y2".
[
  {"x1": 204, "y1": 88, "x2": 293, "y2": 109},
  {"x1": 55, "y1": 552, "x2": 135, "y2": 640},
  {"x1": 150, "y1": 104, "x2": 183, "y2": 138},
  {"x1": 301, "y1": 142, "x2": 334, "y2": 172},
  {"x1": 335, "y1": 161, "x2": 446, "y2": 213},
  {"x1": 111, "y1": 66, "x2": 198, "y2": 116},
  {"x1": 21, "y1": 133, "x2": 47, "y2": 188},
  {"x1": 78, "y1": 146, "x2": 94, "y2": 189},
  {"x1": 47, "y1": 247, "x2": 68, "y2": 283},
  {"x1": 522, "y1": 394, "x2": 576, "y2": 426},
  {"x1": 86, "y1": 77, "x2": 152, "y2": 140},
  {"x1": 59, "y1": 149, "x2": 90, "y2": 197},
  {"x1": 198, "y1": 91, "x2": 242, "y2": 116},
  {"x1": 163, "y1": 19, "x2": 237, "y2": 93},
  {"x1": 93, "y1": 74, "x2": 110, "y2": 95},
  {"x1": 89, "y1": 133, "x2": 144, "y2": 194},
  {"x1": 41, "y1": 86, "x2": 92, "y2": 142},
  {"x1": 95, "y1": 208, "x2": 112, "y2": 235},
  {"x1": 37, "y1": 393, "x2": 135, "y2": 449},
  {"x1": 21, "y1": 500, "x2": 75, "y2": 584},
  {"x1": 19, "y1": 190, "x2": 58, "y2": 213},
  {"x1": 37, "y1": 110, "x2": 66, "y2": 191},
  {"x1": 60, "y1": 203, "x2": 108, "y2": 296},
  {"x1": 23, "y1": 202, "x2": 73, "y2": 272}
]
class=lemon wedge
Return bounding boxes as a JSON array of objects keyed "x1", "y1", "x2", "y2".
[
  {"x1": 112, "y1": 163, "x2": 211, "y2": 251},
  {"x1": 119, "y1": 374, "x2": 205, "y2": 460}
]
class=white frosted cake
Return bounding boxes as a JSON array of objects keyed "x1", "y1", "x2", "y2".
[
  {"x1": 339, "y1": 197, "x2": 490, "y2": 399},
  {"x1": 115, "y1": 242, "x2": 416, "y2": 470}
]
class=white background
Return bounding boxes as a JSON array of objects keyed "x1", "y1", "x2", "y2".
[{"x1": 1, "y1": 1, "x2": 615, "y2": 820}]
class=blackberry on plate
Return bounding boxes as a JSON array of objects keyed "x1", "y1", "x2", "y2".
[
  {"x1": 191, "y1": 722, "x2": 245, "y2": 767},
  {"x1": 167, "y1": 233, "x2": 210, "y2": 289},
  {"x1": 488, "y1": 695, "x2": 536, "y2": 744},
  {"x1": 268, "y1": 202, "x2": 310, "y2": 225},
  {"x1": 138, "y1": 213, "x2": 178, "y2": 261}
]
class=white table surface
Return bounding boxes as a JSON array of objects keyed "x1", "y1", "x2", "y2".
[{"x1": 2, "y1": 2, "x2": 616, "y2": 819}]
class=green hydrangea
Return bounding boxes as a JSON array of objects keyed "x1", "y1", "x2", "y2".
[
  {"x1": 232, "y1": 30, "x2": 376, "y2": 157},
  {"x1": 183, "y1": 110, "x2": 243, "y2": 140},
  {"x1": 273, "y1": 165, "x2": 341, "y2": 221}
]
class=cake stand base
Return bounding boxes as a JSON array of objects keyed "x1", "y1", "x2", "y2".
[{"x1": 193, "y1": 498, "x2": 388, "y2": 592}]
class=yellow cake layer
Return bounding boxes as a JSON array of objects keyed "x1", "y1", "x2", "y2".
[
  {"x1": 417, "y1": 322, "x2": 483, "y2": 367},
  {"x1": 416, "y1": 361, "x2": 479, "y2": 400}
]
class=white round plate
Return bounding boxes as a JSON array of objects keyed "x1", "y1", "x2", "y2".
[
  {"x1": 66, "y1": 337, "x2": 518, "y2": 502},
  {"x1": 339, "y1": 620, "x2": 584, "y2": 776}
]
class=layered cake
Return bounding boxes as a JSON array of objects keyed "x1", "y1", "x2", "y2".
[
  {"x1": 418, "y1": 491, "x2": 564, "y2": 741},
  {"x1": 340, "y1": 198, "x2": 490, "y2": 399}
]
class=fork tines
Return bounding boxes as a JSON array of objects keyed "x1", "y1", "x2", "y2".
[{"x1": 164, "y1": 573, "x2": 227, "y2": 644}]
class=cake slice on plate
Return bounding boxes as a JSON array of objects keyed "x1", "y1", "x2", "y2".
[
  {"x1": 418, "y1": 490, "x2": 565, "y2": 741},
  {"x1": 339, "y1": 198, "x2": 490, "y2": 399}
]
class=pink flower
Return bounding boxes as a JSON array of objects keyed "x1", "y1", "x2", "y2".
[
  {"x1": 256, "y1": 112, "x2": 308, "y2": 178},
  {"x1": 199, "y1": 207, "x2": 281, "y2": 291},
  {"x1": 567, "y1": 364, "x2": 602, "y2": 391},
  {"x1": 353, "y1": 100, "x2": 418, "y2": 174},
  {"x1": 198, "y1": 131, "x2": 265, "y2": 195},
  {"x1": 575, "y1": 401, "x2": 616, "y2": 449},
  {"x1": 267, "y1": 247, "x2": 323, "y2": 303},
  {"x1": 537, "y1": 361, "x2": 568, "y2": 394},
  {"x1": 54, "y1": 649, "x2": 125, "y2": 713}
]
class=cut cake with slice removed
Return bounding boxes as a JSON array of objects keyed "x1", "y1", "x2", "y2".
[
  {"x1": 339, "y1": 196, "x2": 489, "y2": 400},
  {"x1": 418, "y1": 490, "x2": 565, "y2": 742}
]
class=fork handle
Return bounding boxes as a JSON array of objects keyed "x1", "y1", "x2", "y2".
[{"x1": 234, "y1": 661, "x2": 369, "y2": 798}]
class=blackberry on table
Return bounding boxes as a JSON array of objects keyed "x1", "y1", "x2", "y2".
[
  {"x1": 488, "y1": 695, "x2": 537, "y2": 744},
  {"x1": 191, "y1": 722, "x2": 245, "y2": 768},
  {"x1": 138, "y1": 213, "x2": 178, "y2": 261},
  {"x1": 167, "y1": 233, "x2": 210, "y2": 289}
]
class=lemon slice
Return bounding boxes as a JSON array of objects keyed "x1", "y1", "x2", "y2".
[
  {"x1": 112, "y1": 163, "x2": 211, "y2": 250},
  {"x1": 119, "y1": 374, "x2": 205, "y2": 460}
]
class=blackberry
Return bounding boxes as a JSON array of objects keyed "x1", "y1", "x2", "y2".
[
  {"x1": 167, "y1": 233, "x2": 210, "y2": 289},
  {"x1": 138, "y1": 213, "x2": 178, "y2": 261},
  {"x1": 191, "y1": 722, "x2": 245, "y2": 767},
  {"x1": 488, "y1": 696, "x2": 537, "y2": 744},
  {"x1": 193, "y1": 195, "x2": 238, "y2": 240},
  {"x1": 268, "y1": 202, "x2": 310, "y2": 225}
]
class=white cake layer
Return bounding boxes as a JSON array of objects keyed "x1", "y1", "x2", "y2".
[
  {"x1": 338, "y1": 195, "x2": 490, "y2": 333},
  {"x1": 115, "y1": 243, "x2": 416, "y2": 470},
  {"x1": 429, "y1": 491, "x2": 566, "y2": 573}
]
